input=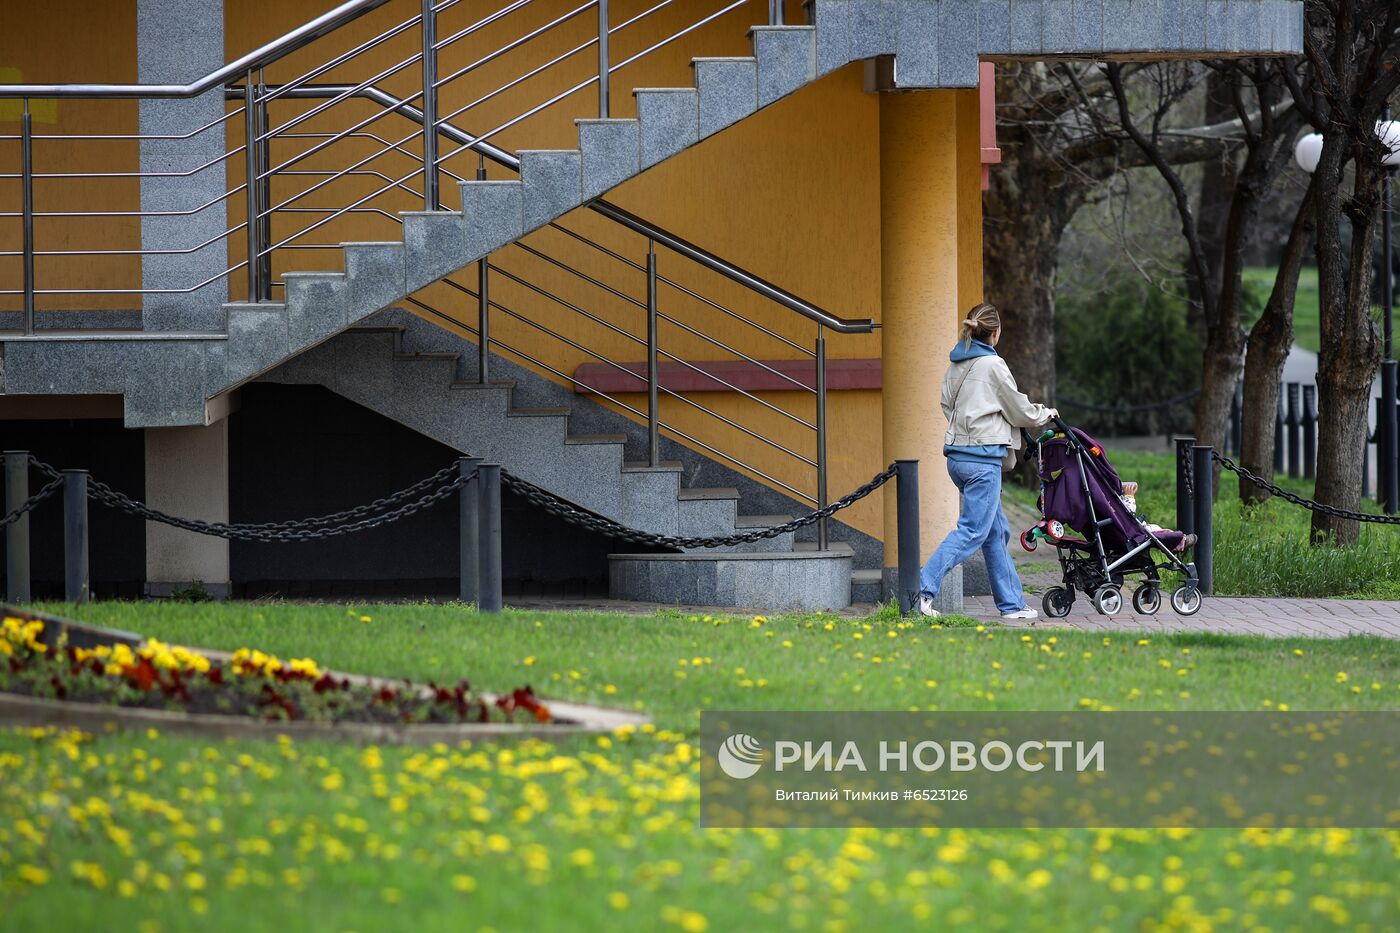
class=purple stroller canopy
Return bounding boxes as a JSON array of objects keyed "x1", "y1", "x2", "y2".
[{"x1": 1037, "y1": 427, "x2": 1148, "y2": 552}]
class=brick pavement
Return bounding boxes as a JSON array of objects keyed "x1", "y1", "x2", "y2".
[{"x1": 966, "y1": 594, "x2": 1400, "y2": 639}]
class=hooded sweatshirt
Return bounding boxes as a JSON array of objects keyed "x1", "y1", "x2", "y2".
[{"x1": 943, "y1": 339, "x2": 1009, "y2": 465}]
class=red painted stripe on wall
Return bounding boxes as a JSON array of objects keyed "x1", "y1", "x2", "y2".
[{"x1": 572, "y1": 359, "x2": 883, "y2": 394}]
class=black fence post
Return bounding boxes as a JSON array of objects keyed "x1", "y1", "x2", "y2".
[
  {"x1": 1384, "y1": 359, "x2": 1399, "y2": 515},
  {"x1": 1229, "y1": 380, "x2": 1243, "y2": 456},
  {"x1": 1301, "y1": 384, "x2": 1317, "y2": 480},
  {"x1": 63, "y1": 470, "x2": 89, "y2": 604},
  {"x1": 1191, "y1": 446, "x2": 1214, "y2": 595},
  {"x1": 476, "y1": 463, "x2": 503, "y2": 613},
  {"x1": 1363, "y1": 415, "x2": 1372, "y2": 501},
  {"x1": 457, "y1": 457, "x2": 482, "y2": 605},
  {"x1": 1175, "y1": 436, "x2": 1195, "y2": 538},
  {"x1": 4, "y1": 452, "x2": 31, "y2": 604},
  {"x1": 1285, "y1": 382, "x2": 1301, "y2": 479},
  {"x1": 1273, "y1": 387, "x2": 1285, "y2": 473},
  {"x1": 894, "y1": 460, "x2": 920, "y2": 616},
  {"x1": 1391, "y1": 394, "x2": 1400, "y2": 515}
]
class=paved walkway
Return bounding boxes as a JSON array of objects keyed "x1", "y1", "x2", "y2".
[
  {"x1": 965, "y1": 594, "x2": 1400, "y2": 639},
  {"x1": 508, "y1": 594, "x2": 1400, "y2": 639}
]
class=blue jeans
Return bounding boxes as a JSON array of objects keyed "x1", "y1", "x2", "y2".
[{"x1": 919, "y1": 458, "x2": 1026, "y2": 614}]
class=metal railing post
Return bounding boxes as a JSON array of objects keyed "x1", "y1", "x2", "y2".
[
  {"x1": 476, "y1": 463, "x2": 503, "y2": 613},
  {"x1": 255, "y1": 72, "x2": 272, "y2": 297},
  {"x1": 458, "y1": 457, "x2": 482, "y2": 604},
  {"x1": 1273, "y1": 387, "x2": 1285, "y2": 473},
  {"x1": 244, "y1": 74, "x2": 264, "y2": 303},
  {"x1": 597, "y1": 0, "x2": 610, "y2": 118},
  {"x1": 1301, "y1": 384, "x2": 1317, "y2": 480},
  {"x1": 646, "y1": 239, "x2": 660, "y2": 467},
  {"x1": 815, "y1": 330, "x2": 829, "y2": 551},
  {"x1": 477, "y1": 162, "x2": 491, "y2": 384},
  {"x1": 1191, "y1": 445, "x2": 1214, "y2": 595},
  {"x1": 1175, "y1": 436, "x2": 1195, "y2": 537},
  {"x1": 894, "y1": 460, "x2": 920, "y2": 616},
  {"x1": 20, "y1": 99, "x2": 35, "y2": 335},
  {"x1": 420, "y1": 0, "x2": 440, "y2": 210},
  {"x1": 63, "y1": 470, "x2": 89, "y2": 604},
  {"x1": 769, "y1": 0, "x2": 784, "y2": 24},
  {"x1": 1285, "y1": 382, "x2": 1301, "y2": 479},
  {"x1": 4, "y1": 452, "x2": 31, "y2": 604}
]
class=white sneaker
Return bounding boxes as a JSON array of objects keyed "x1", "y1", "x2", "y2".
[
  {"x1": 1001, "y1": 607, "x2": 1039, "y2": 621},
  {"x1": 917, "y1": 595, "x2": 941, "y2": 618}
]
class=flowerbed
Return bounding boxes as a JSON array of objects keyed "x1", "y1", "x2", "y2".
[{"x1": 0, "y1": 616, "x2": 549, "y2": 725}]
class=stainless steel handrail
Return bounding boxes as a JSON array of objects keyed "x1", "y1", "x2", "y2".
[
  {"x1": 0, "y1": 0, "x2": 397, "y2": 98},
  {"x1": 3, "y1": 0, "x2": 840, "y2": 531},
  {"x1": 237, "y1": 83, "x2": 875, "y2": 334}
]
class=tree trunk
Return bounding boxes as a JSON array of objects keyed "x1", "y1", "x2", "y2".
[
  {"x1": 983, "y1": 177, "x2": 1073, "y2": 412},
  {"x1": 1239, "y1": 181, "x2": 1316, "y2": 504},
  {"x1": 1195, "y1": 324, "x2": 1246, "y2": 454},
  {"x1": 1311, "y1": 145, "x2": 1384, "y2": 547},
  {"x1": 982, "y1": 96, "x2": 1084, "y2": 486},
  {"x1": 1187, "y1": 72, "x2": 1238, "y2": 350}
]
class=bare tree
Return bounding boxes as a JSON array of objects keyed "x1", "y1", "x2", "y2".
[
  {"x1": 1107, "y1": 61, "x2": 1306, "y2": 458},
  {"x1": 1289, "y1": 0, "x2": 1400, "y2": 545},
  {"x1": 1238, "y1": 177, "x2": 1317, "y2": 504},
  {"x1": 986, "y1": 63, "x2": 1235, "y2": 452}
]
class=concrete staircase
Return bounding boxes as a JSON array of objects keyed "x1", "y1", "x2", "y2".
[
  {"x1": 260, "y1": 310, "x2": 855, "y2": 610},
  {"x1": 0, "y1": 0, "x2": 1302, "y2": 607}
]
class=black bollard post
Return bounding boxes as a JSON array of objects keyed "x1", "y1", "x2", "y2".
[
  {"x1": 63, "y1": 470, "x2": 89, "y2": 604},
  {"x1": 1285, "y1": 383, "x2": 1301, "y2": 479},
  {"x1": 1301, "y1": 385, "x2": 1317, "y2": 480},
  {"x1": 894, "y1": 460, "x2": 920, "y2": 616},
  {"x1": 1175, "y1": 437, "x2": 1195, "y2": 538},
  {"x1": 1229, "y1": 380, "x2": 1244, "y2": 456},
  {"x1": 476, "y1": 463, "x2": 503, "y2": 613},
  {"x1": 457, "y1": 457, "x2": 482, "y2": 605},
  {"x1": 1273, "y1": 387, "x2": 1285, "y2": 473},
  {"x1": 1191, "y1": 446, "x2": 1214, "y2": 595},
  {"x1": 4, "y1": 452, "x2": 32, "y2": 604}
]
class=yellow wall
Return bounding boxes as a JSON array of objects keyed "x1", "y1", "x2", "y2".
[
  {"x1": 0, "y1": 2, "x2": 140, "y2": 312},
  {"x1": 2, "y1": 1, "x2": 989, "y2": 551}
]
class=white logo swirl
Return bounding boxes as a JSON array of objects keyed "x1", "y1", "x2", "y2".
[{"x1": 717, "y1": 733, "x2": 765, "y2": 779}]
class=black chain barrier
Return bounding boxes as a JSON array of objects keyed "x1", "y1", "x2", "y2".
[
  {"x1": 18, "y1": 454, "x2": 900, "y2": 548},
  {"x1": 501, "y1": 464, "x2": 899, "y2": 549},
  {"x1": 1059, "y1": 388, "x2": 1200, "y2": 415},
  {"x1": 21, "y1": 454, "x2": 478, "y2": 542},
  {"x1": 1178, "y1": 441, "x2": 1194, "y2": 501},
  {"x1": 0, "y1": 476, "x2": 63, "y2": 529},
  {"x1": 1212, "y1": 452, "x2": 1400, "y2": 525}
]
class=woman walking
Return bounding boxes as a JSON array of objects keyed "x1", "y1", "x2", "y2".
[{"x1": 919, "y1": 303, "x2": 1055, "y2": 620}]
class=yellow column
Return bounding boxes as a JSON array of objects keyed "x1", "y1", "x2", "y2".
[{"x1": 879, "y1": 88, "x2": 983, "y2": 600}]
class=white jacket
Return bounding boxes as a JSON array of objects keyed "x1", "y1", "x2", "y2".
[{"x1": 941, "y1": 354, "x2": 1051, "y2": 451}]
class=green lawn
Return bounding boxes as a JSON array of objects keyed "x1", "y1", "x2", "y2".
[
  {"x1": 1006, "y1": 448, "x2": 1400, "y2": 599},
  {"x1": 3, "y1": 602, "x2": 1400, "y2": 931},
  {"x1": 1242, "y1": 265, "x2": 1319, "y2": 354}
]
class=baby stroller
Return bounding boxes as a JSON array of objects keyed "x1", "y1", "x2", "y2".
[{"x1": 1019, "y1": 418, "x2": 1203, "y2": 617}]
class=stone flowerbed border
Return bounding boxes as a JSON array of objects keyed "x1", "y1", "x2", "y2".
[{"x1": 0, "y1": 604, "x2": 648, "y2": 744}]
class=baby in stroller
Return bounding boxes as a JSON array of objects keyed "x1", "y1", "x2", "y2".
[{"x1": 1019, "y1": 419, "x2": 1204, "y2": 618}]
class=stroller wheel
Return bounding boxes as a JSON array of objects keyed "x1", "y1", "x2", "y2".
[
  {"x1": 1093, "y1": 585, "x2": 1123, "y2": 616},
  {"x1": 1020, "y1": 529, "x2": 1038, "y2": 552},
  {"x1": 1171, "y1": 584, "x2": 1203, "y2": 616},
  {"x1": 1132, "y1": 584, "x2": 1162, "y2": 615},
  {"x1": 1042, "y1": 586, "x2": 1073, "y2": 618}
]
